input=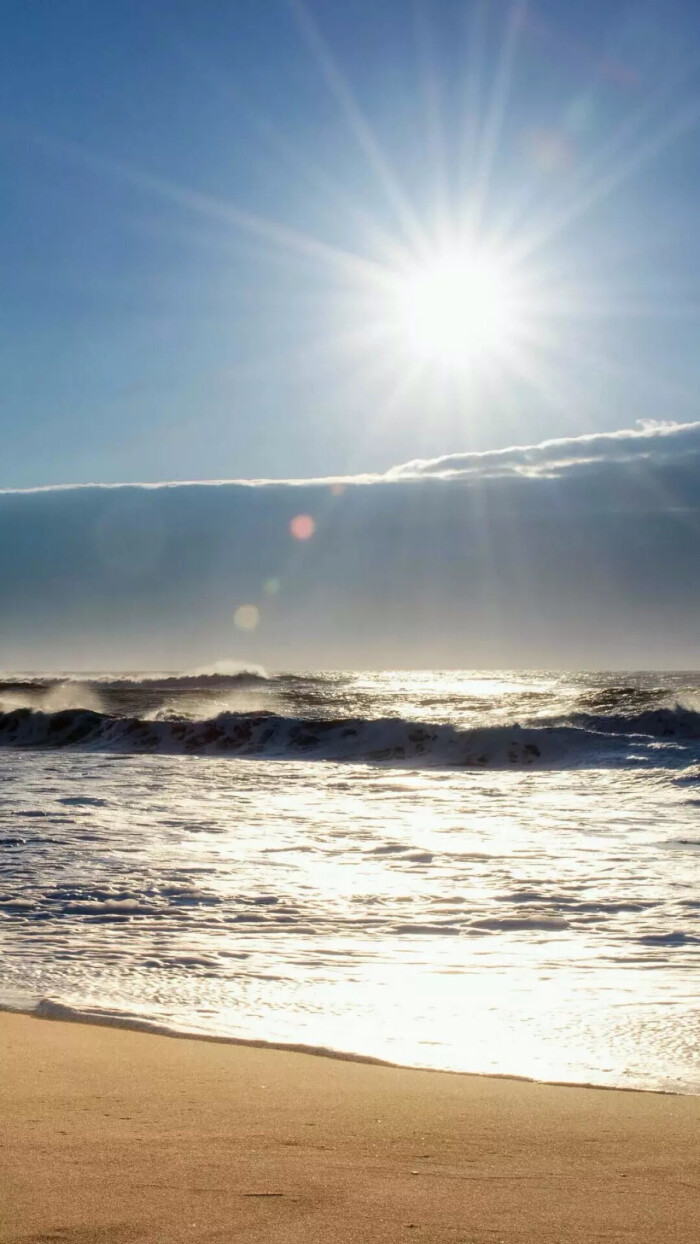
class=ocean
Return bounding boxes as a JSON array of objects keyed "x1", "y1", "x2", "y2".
[{"x1": 0, "y1": 668, "x2": 698, "y2": 1093}]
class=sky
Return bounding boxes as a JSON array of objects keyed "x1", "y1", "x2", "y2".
[{"x1": 2, "y1": 1, "x2": 700, "y2": 668}]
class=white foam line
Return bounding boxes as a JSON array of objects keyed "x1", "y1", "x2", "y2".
[{"x1": 0, "y1": 997, "x2": 683, "y2": 1096}]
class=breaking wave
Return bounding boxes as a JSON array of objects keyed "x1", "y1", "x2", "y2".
[
  {"x1": 0, "y1": 668, "x2": 289, "y2": 720},
  {"x1": 0, "y1": 669, "x2": 272, "y2": 695},
  {"x1": 0, "y1": 702, "x2": 696, "y2": 768},
  {"x1": 570, "y1": 706, "x2": 700, "y2": 740}
]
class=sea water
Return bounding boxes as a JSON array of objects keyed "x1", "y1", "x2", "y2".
[{"x1": 0, "y1": 669, "x2": 698, "y2": 1092}]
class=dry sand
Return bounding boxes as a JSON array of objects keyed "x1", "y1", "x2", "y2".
[{"x1": 1, "y1": 1011, "x2": 698, "y2": 1244}]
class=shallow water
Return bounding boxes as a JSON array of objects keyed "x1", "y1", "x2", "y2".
[{"x1": 1, "y1": 669, "x2": 698, "y2": 1091}]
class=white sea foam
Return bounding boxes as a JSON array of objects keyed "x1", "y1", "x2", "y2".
[
  {"x1": 1, "y1": 670, "x2": 699, "y2": 1093},
  {"x1": 188, "y1": 659, "x2": 270, "y2": 679}
]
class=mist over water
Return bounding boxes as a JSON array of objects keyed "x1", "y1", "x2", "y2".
[{"x1": 1, "y1": 668, "x2": 698, "y2": 1092}]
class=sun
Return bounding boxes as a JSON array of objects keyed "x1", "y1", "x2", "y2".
[{"x1": 386, "y1": 244, "x2": 522, "y2": 371}]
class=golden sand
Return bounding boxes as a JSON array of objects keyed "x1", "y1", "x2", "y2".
[{"x1": 1, "y1": 1011, "x2": 698, "y2": 1243}]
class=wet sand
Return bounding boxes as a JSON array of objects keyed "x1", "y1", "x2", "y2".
[{"x1": 1, "y1": 1010, "x2": 698, "y2": 1244}]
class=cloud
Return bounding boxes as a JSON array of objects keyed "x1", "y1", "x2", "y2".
[
  {"x1": 1, "y1": 420, "x2": 699, "y2": 669},
  {"x1": 4, "y1": 417, "x2": 699, "y2": 495},
  {"x1": 387, "y1": 419, "x2": 700, "y2": 481}
]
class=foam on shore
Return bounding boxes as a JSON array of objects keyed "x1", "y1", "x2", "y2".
[{"x1": 0, "y1": 996, "x2": 681, "y2": 1095}]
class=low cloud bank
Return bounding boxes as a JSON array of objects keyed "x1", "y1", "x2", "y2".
[
  {"x1": 1, "y1": 421, "x2": 699, "y2": 669},
  {"x1": 389, "y1": 419, "x2": 700, "y2": 481}
]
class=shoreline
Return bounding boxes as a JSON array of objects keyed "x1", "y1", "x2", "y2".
[
  {"x1": 0, "y1": 996, "x2": 691, "y2": 1097},
  {"x1": 2, "y1": 1010, "x2": 699, "y2": 1244}
]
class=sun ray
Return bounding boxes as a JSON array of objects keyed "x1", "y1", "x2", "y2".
[
  {"x1": 413, "y1": 0, "x2": 451, "y2": 239},
  {"x1": 27, "y1": 127, "x2": 396, "y2": 289},
  {"x1": 457, "y1": 0, "x2": 489, "y2": 206},
  {"x1": 469, "y1": 2, "x2": 526, "y2": 234},
  {"x1": 506, "y1": 93, "x2": 700, "y2": 265},
  {"x1": 286, "y1": 0, "x2": 429, "y2": 252},
  {"x1": 169, "y1": 38, "x2": 420, "y2": 269},
  {"x1": 464, "y1": 30, "x2": 700, "y2": 266}
]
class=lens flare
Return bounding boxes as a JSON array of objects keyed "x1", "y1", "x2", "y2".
[
  {"x1": 290, "y1": 514, "x2": 316, "y2": 540},
  {"x1": 233, "y1": 604, "x2": 260, "y2": 632}
]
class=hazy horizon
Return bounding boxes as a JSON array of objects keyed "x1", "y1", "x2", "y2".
[{"x1": 2, "y1": 419, "x2": 699, "y2": 671}]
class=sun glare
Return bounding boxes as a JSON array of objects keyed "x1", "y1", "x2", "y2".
[{"x1": 386, "y1": 245, "x2": 521, "y2": 371}]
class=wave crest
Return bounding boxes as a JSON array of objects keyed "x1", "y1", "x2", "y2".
[
  {"x1": 572, "y1": 705, "x2": 700, "y2": 740},
  {"x1": 0, "y1": 705, "x2": 659, "y2": 768}
]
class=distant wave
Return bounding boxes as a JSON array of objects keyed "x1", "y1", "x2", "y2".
[
  {"x1": 571, "y1": 706, "x2": 700, "y2": 740},
  {"x1": 1, "y1": 704, "x2": 695, "y2": 768},
  {"x1": 574, "y1": 685, "x2": 669, "y2": 710},
  {"x1": 0, "y1": 671, "x2": 272, "y2": 693},
  {"x1": 0, "y1": 670, "x2": 340, "y2": 728},
  {"x1": 94, "y1": 673, "x2": 274, "y2": 691}
]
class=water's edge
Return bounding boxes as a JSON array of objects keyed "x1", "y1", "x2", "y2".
[{"x1": 0, "y1": 997, "x2": 683, "y2": 1097}]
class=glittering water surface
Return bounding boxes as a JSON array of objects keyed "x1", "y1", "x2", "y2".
[{"x1": 1, "y1": 669, "x2": 698, "y2": 1092}]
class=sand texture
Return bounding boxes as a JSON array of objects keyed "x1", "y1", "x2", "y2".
[{"x1": 1, "y1": 1011, "x2": 699, "y2": 1244}]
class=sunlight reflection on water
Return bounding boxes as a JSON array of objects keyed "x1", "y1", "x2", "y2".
[{"x1": 1, "y1": 730, "x2": 698, "y2": 1092}]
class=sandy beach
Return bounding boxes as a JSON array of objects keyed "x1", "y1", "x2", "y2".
[{"x1": 1, "y1": 1011, "x2": 698, "y2": 1244}]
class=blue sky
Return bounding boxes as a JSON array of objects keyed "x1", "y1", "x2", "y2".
[{"x1": 3, "y1": 0, "x2": 700, "y2": 489}]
